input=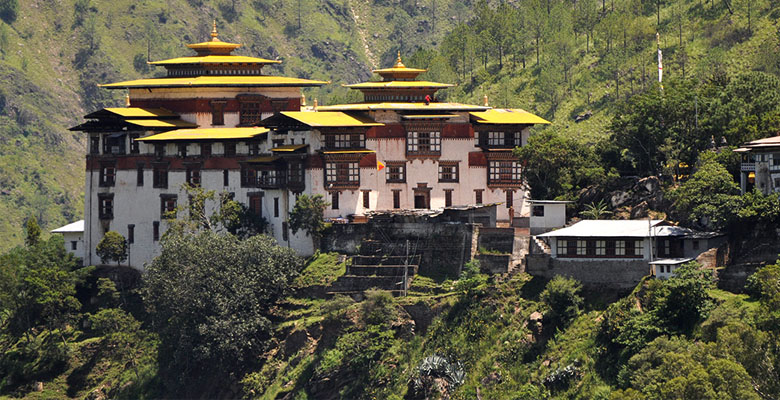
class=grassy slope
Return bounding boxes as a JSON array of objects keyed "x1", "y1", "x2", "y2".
[{"x1": 256, "y1": 253, "x2": 762, "y2": 399}]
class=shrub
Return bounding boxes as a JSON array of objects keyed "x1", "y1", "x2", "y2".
[
  {"x1": 540, "y1": 276, "x2": 583, "y2": 328},
  {"x1": 360, "y1": 289, "x2": 397, "y2": 327},
  {"x1": 96, "y1": 231, "x2": 128, "y2": 264}
]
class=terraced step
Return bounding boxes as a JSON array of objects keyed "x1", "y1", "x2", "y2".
[
  {"x1": 328, "y1": 275, "x2": 414, "y2": 293},
  {"x1": 350, "y1": 255, "x2": 421, "y2": 266},
  {"x1": 346, "y1": 264, "x2": 418, "y2": 276}
]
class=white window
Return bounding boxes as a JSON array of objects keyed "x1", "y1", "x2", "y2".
[
  {"x1": 595, "y1": 240, "x2": 606, "y2": 255},
  {"x1": 557, "y1": 240, "x2": 568, "y2": 256},
  {"x1": 615, "y1": 240, "x2": 626, "y2": 255},
  {"x1": 576, "y1": 240, "x2": 587, "y2": 255},
  {"x1": 407, "y1": 131, "x2": 441, "y2": 154},
  {"x1": 488, "y1": 131, "x2": 505, "y2": 146}
]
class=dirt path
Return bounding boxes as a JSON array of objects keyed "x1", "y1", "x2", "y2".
[{"x1": 347, "y1": 0, "x2": 378, "y2": 69}]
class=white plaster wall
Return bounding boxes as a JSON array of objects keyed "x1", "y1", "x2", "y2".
[
  {"x1": 85, "y1": 166, "x2": 315, "y2": 271},
  {"x1": 530, "y1": 204, "x2": 567, "y2": 230},
  {"x1": 61, "y1": 232, "x2": 84, "y2": 260}
]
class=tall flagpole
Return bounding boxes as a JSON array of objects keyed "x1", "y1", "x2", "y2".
[{"x1": 657, "y1": 32, "x2": 663, "y2": 91}]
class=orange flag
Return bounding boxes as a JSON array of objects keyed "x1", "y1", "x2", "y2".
[{"x1": 377, "y1": 160, "x2": 385, "y2": 171}]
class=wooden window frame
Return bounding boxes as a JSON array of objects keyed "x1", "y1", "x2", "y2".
[
  {"x1": 98, "y1": 193, "x2": 114, "y2": 220},
  {"x1": 385, "y1": 162, "x2": 406, "y2": 183},
  {"x1": 438, "y1": 161, "x2": 459, "y2": 183}
]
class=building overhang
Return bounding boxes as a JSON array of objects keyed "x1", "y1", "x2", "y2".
[{"x1": 137, "y1": 127, "x2": 269, "y2": 142}]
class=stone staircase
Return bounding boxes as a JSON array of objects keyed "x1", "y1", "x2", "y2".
[{"x1": 327, "y1": 240, "x2": 421, "y2": 297}]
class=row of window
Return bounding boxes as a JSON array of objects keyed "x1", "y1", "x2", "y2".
[
  {"x1": 325, "y1": 188, "x2": 515, "y2": 210},
  {"x1": 474, "y1": 131, "x2": 524, "y2": 148},
  {"x1": 100, "y1": 159, "x2": 522, "y2": 190},
  {"x1": 168, "y1": 68, "x2": 264, "y2": 77},
  {"x1": 556, "y1": 239, "x2": 644, "y2": 258}
]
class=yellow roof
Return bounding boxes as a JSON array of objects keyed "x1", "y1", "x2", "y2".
[
  {"x1": 318, "y1": 102, "x2": 489, "y2": 112},
  {"x1": 271, "y1": 144, "x2": 309, "y2": 152},
  {"x1": 125, "y1": 119, "x2": 198, "y2": 128},
  {"x1": 372, "y1": 52, "x2": 426, "y2": 80},
  {"x1": 470, "y1": 109, "x2": 551, "y2": 125},
  {"x1": 321, "y1": 150, "x2": 376, "y2": 154},
  {"x1": 101, "y1": 75, "x2": 328, "y2": 89},
  {"x1": 150, "y1": 55, "x2": 281, "y2": 65},
  {"x1": 137, "y1": 127, "x2": 269, "y2": 141},
  {"x1": 372, "y1": 67, "x2": 427, "y2": 74},
  {"x1": 101, "y1": 107, "x2": 178, "y2": 118},
  {"x1": 279, "y1": 111, "x2": 383, "y2": 127},
  {"x1": 247, "y1": 156, "x2": 281, "y2": 163},
  {"x1": 344, "y1": 81, "x2": 454, "y2": 89}
]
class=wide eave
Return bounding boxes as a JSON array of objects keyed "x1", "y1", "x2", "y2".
[
  {"x1": 470, "y1": 109, "x2": 551, "y2": 125},
  {"x1": 101, "y1": 76, "x2": 328, "y2": 89},
  {"x1": 343, "y1": 81, "x2": 454, "y2": 89},
  {"x1": 137, "y1": 127, "x2": 269, "y2": 141},
  {"x1": 149, "y1": 55, "x2": 281, "y2": 65},
  {"x1": 318, "y1": 102, "x2": 489, "y2": 112}
]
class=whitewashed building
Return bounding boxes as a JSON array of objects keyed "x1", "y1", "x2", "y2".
[
  {"x1": 50, "y1": 220, "x2": 85, "y2": 263},
  {"x1": 735, "y1": 135, "x2": 780, "y2": 194},
  {"x1": 73, "y1": 26, "x2": 550, "y2": 270}
]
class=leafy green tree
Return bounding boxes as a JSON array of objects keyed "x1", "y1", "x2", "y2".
[
  {"x1": 0, "y1": 0, "x2": 18, "y2": 24},
  {"x1": 668, "y1": 158, "x2": 741, "y2": 230},
  {"x1": 96, "y1": 231, "x2": 128, "y2": 265},
  {"x1": 0, "y1": 236, "x2": 83, "y2": 345},
  {"x1": 654, "y1": 262, "x2": 714, "y2": 333},
  {"x1": 143, "y1": 230, "x2": 301, "y2": 390},
  {"x1": 24, "y1": 216, "x2": 41, "y2": 247},
  {"x1": 89, "y1": 308, "x2": 151, "y2": 380},
  {"x1": 746, "y1": 262, "x2": 780, "y2": 332},
  {"x1": 540, "y1": 276, "x2": 583, "y2": 328},
  {"x1": 515, "y1": 131, "x2": 606, "y2": 200},
  {"x1": 288, "y1": 194, "x2": 329, "y2": 248}
]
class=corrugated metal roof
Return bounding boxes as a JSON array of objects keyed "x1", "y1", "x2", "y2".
[
  {"x1": 539, "y1": 220, "x2": 666, "y2": 238},
  {"x1": 470, "y1": 109, "x2": 551, "y2": 125},
  {"x1": 649, "y1": 258, "x2": 694, "y2": 265},
  {"x1": 150, "y1": 55, "x2": 280, "y2": 65},
  {"x1": 279, "y1": 111, "x2": 383, "y2": 127},
  {"x1": 321, "y1": 150, "x2": 375, "y2": 154},
  {"x1": 51, "y1": 220, "x2": 84, "y2": 233},
  {"x1": 100, "y1": 75, "x2": 328, "y2": 89},
  {"x1": 271, "y1": 144, "x2": 309, "y2": 152},
  {"x1": 125, "y1": 119, "x2": 198, "y2": 128},
  {"x1": 137, "y1": 127, "x2": 268, "y2": 141},
  {"x1": 344, "y1": 81, "x2": 454, "y2": 89},
  {"x1": 101, "y1": 107, "x2": 179, "y2": 118}
]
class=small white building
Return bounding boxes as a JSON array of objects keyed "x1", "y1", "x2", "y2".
[
  {"x1": 528, "y1": 200, "x2": 570, "y2": 235},
  {"x1": 51, "y1": 220, "x2": 85, "y2": 263},
  {"x1": 527, "y1": 220, "x2": 725, "y2": 288}
]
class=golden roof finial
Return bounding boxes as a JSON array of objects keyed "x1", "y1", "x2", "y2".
[
  {"x1": 313, "y1": 98, "x2": 318, "y2": 111},
  {"x1": 483, "y1": 94, "x2": 489, "y2": 107},
  {"x1": 393, "y1": 50, "x2": 406, "y2": 68},
  {"x1": 125, "y1": 93, "x2": 131, "y2": 107},
  {"x1": 301, "y1": 93, "x2": 306, "y2": 107},
  {"x1": 211, "y1": 19, "x2": 219, "y2": 41}
]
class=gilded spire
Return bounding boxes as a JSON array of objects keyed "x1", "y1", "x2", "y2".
[
  {"x1": 211, "y1": 19, "x2": 219, "y2": 41},
  {"x1": 125, "y1": 93, "x2": 131, "y2": 107},
  {"x1": 301, "y1": 93, "x2": 306, "y2": 107},
  {"x1": 393, "y1": 50, "x2": 406, "y2": 68},
  {"x1": 483, "y1": 94, "x2": 489, "y2": 107}
]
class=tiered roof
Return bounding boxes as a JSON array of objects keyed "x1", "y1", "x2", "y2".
[{"x1": 101, "y1": 22, "x2": 326, "y2": 89}]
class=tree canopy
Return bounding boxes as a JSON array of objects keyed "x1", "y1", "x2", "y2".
[{"x1": 143, "y1": 229, "x2": 301, "y2": 391}]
